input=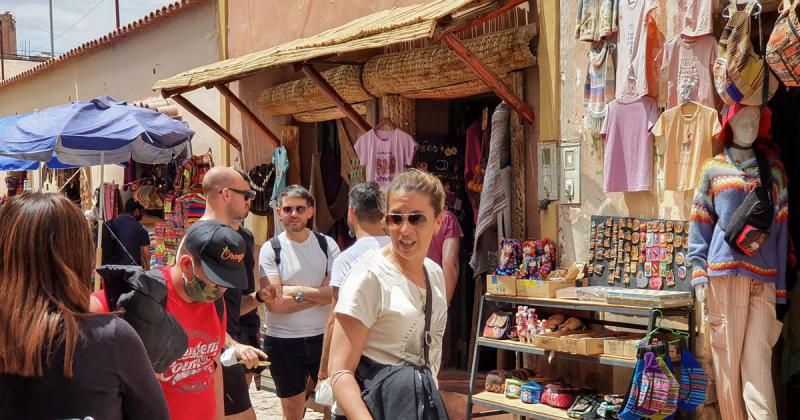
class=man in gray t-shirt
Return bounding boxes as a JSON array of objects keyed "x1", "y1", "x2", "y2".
[
  {"x1": 317, "y1": 182, "x2": 388, "y2": 415},
  {"x1": 256, "y1": 185, "x2": 340, "y2": 420}
]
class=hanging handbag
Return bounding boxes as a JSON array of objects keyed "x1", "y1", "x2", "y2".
[
  {"x1": 354, "y1": 269, "x2": 449, "y2": 420},
  {"x1": 722, "y1": 149, "x2": 775, "y2": 256},
  {"x1": 636, "y1": 352, "x2": 679, "y2": 420},
  {"x1": 767, "y1": 0, "x2": 800, "y2": 86},
  {"x1": 714, "y1": 0, "x2": 778, "y2": 106},
  {"x1": 482, "y1": 311, "x2": 513, "y2": 339}
]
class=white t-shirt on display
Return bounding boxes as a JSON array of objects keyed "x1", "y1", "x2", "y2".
[
  {"x1": 335, "y1": 250, "x2": 448, "y2": 378},
  {"x1": 259, "y1": 231, "x2": 341, "y2": 338},
  {"x1": 329, "y1": 236, "x2": 391, "y2": 289}
]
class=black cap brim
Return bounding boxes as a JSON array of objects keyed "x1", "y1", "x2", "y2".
[{"x1": 200, "y1": 259, "x2": 248, "y2": 289}]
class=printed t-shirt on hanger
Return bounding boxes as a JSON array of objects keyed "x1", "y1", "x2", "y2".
[
  {"x1": 616, "y1": 0, "x2": 658, "y2": 101},
  {"x1": 659, "y1": 35, "x2": 717, "y2": 109},
  {"x1": 601, "y1": 96, "x2": 659, "y2": 192},
  {"x1": 354, "y1": 128, "x2": 418, "y2": 190},
  {"x1": 652, "y1": 103, "x2": 722, "y2": 191}
]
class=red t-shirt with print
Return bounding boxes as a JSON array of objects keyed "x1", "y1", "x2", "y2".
[{"x1": 159, "y1": 267, "x2": 226, "y2": 420}]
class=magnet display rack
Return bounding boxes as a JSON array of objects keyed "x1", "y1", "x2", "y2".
[
  {"x1": 465, "y1": 288, "x2": 694, "y2": 419},
  {"x1": 588, "y1": 215, "x2": 694, "y2": 292}
]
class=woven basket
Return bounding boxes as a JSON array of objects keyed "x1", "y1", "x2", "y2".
[
  {"x1": 363, "y1": 24, "x2": 536, "y2": 96},
  {"x1": 261, "y1": 66, "x2": 373, "y2": 115},
  {"x1": 292, "y1": 102, "x2": 368, "y2": 123},
  {"x1": 380, "y1": 95, "x2": 416, "y2": 135},
  {"x1": 402, "y1": 78, "x2": 499, "y2": 100}
]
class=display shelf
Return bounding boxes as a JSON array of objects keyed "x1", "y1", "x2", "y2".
[
  {"x1": 466, "y1": 291, "x2": 695, "y2": 419},
  {"x1": 484, "y1": 294, "x2": 693, "y2": 316},
  {"x1": 476, "y1": 337, "x2": 638, "y2": 368},
  {"x1": 471, "y1": 391, "x2": 569, "y2": 419}
]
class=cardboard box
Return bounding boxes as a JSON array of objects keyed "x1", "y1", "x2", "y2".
[
  {"x1": 486, "y1": 275, "x2": 517, "y2": 296},
  {"x1": 604, "y1": 334, "x2": 645, "y2": 357},
  {"x1": 517, "y1": 278, "x2": 577, "y2": 298},
  {"x1": 559, "y1": 330, "x2": 609, "y2": 354},
  {"x1": 534, "y1": 331, "x2": 585, "y2": 351}
]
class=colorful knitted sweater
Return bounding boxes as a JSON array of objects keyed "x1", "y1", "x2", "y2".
[{"x1": 687, "y1": 150, "x2": 788, "y2": 303}]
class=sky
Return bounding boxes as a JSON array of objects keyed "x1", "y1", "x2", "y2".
[{"x1": 3, "y1": 0, "x2": 175, "y2": 57}]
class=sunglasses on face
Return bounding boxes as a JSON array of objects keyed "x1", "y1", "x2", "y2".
[
  {"x1": 385, "y1": 213, "x2": 428, "y2": 227},
  {"x1": 281, "y1": 206, "x2": 307, "y2": 215},
  {"x1": 225, "y1": 188, "x2": 256, "y2": 201}
]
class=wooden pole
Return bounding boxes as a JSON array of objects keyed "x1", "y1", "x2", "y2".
[
  {"x1": 299, "y1": 63, "x2": 372, "y2": 133},
  {"x1": 216, "y1": 84, "x2": 280, "y2": 147},
  {"x1": 440, "y1": 33, "x2": 535, "y2": 125},
  {"x1": 172, "y1": 94, "x2": 242, "y2": 151}
]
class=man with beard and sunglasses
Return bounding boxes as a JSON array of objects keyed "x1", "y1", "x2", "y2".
[
  {"x1": 102, "y1": 198, "x2": 151, "y2": 269},
  {"x1": 200, "y1": 167, "x2": 268, "y2": 420},
  {"x1": 257, "y1": 185, "x2": 340, "y2": 420}
]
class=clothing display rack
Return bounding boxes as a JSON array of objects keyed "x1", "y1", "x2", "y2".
[{"x1": 465, "y1": 286, "x2": 695, "y2": 419}]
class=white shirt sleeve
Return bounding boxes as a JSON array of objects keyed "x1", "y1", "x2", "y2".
[
  {"x1": 335, "y1": 265, "x2": 382, "y2": 328},
  {"x1": 259, "y1": 239, "x2": 279, "y2": 279},
  {"x1": 330, "y1": 256, "x2": 349, "y2": 289}
]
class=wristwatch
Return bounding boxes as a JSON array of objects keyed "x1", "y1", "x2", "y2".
[{"x1": 294, "y1": 287, "x2": 305, "y2": 303}]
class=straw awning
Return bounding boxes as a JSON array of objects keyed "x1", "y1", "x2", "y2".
[
  {"x1": 153, "y1": 0, "x2": 476, "y2": 94},
  {"x1": 153, "y1": 0, "x2": 535, "y2": 149}
]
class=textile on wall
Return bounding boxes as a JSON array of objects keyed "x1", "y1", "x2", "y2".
[{"x1": 470, "y1": 103, "x2": 511, "y2": 271}]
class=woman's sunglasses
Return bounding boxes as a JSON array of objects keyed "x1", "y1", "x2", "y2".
[{"x1": 385, "y1": 213, "x2": 428, "y2": 227}]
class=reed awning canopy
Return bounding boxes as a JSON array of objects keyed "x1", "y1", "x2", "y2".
[{"x1": 153, "y1": 0, "x2": 535, "y2": 149}]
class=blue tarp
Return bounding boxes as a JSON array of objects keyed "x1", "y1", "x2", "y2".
[{"x1": 0, "y1": 96, "x2": 193, "y2": 166}]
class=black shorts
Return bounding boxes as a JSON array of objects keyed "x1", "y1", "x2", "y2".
[
  {"x1": 263, "y1": 334, "x2": 324, "y2": 398},
  {"x1": 222, "y1": 363, "x2": 252, "y2": 415}
]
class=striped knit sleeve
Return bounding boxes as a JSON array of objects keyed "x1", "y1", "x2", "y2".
[
  {"x1": 773, "y1": 161, "x2": 789, "y2": 304},
  {"x1": 687, "y1": 161, "x2": 717, "y2": 287}
]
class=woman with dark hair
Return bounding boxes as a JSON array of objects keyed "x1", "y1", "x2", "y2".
[
  {"x1": 328, "y1": 169, "x2": 450, "y2": 419},
  {"x1": 0, "y1": 193, "x2": 168, "y2": 420}
]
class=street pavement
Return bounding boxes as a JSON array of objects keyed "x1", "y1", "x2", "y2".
[{"x1": 250, "y1": 383, "x2": 325, "y2": 419}]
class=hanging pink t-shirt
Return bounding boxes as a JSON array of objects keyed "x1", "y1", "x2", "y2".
[
  {"x1": 601, "y1": 97, "x2": 659, "y2": 192},
  {"x1": 660, "y1": 35, "x2": 717, "y2": 109},
  {"x1": 678, "y1": 0, "x2": 716, "y2": 37},
  {"x1": 355, "y1": 128, "x2": 418, "y2": 190}
]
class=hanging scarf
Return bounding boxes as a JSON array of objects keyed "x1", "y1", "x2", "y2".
[{"x1": 584, "y1": 41, "x2": 616, "y2": 137}]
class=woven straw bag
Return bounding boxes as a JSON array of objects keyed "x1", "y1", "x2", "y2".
[
  {"x1": 767, "y1": 0, "x2": 800, "y2": 86},
  {"x1": 713, "y1": 0, "x2": 778, "y2": 105}
]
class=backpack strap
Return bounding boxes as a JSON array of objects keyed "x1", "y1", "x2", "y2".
[
  {"x1": 270, "y1": 236, "x2": 282, "y2": 267},
  {"x1": 313, "y1": 232, "x2": 329, "y2": 274},
  {"x1": 214, "y1": 298, "x2": 225, "y2": 325}
]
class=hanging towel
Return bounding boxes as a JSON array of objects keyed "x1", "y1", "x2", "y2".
[{"x1": 584, "y1": 41, "x2": 616, "y2": 137}]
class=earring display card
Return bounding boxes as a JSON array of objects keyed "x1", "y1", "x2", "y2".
[{"x1": 588, "y1": 215, "x2": 693, "y2": 292}]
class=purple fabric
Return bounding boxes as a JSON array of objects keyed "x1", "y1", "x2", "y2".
[{"x1": 601, "y1": 97, "x2": 659, "y2": 192}]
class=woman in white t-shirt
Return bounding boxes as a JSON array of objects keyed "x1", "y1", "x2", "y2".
[{"x1": 328, "y1": 169, "x2": 449, "y2": 419}]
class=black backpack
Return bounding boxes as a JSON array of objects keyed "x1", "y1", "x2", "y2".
[{"x1": 270, "y1": 232, "x2": 330, "y2": 275}]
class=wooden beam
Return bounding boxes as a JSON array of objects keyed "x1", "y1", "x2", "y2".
[
  {"x1": 440, "y1": 33, "x2": 535, "y2": 125},
  {"x1": 172, "y1": 94, "x2": 242, "y2": 151},
  {"x1": 216, "y1": 84, "x2": 280, "y2": 147},
  {"x1": 298, "y1": 63, "x2": 372, "y2": 133}
]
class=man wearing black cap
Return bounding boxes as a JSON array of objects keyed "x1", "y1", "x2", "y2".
[{"x1": 158, "y1": 220, "x2": 251, "y2": 420}]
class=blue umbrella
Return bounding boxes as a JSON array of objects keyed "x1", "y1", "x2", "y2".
[
  {"x1": 0, "y1": 96, "x2": 193, "y2": 166},
  {"x1": 0, "y1": 155, "x2": 39, "y2": 171}
]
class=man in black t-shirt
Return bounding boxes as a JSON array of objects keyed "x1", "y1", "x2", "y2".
[
  {"x1": 200, "y1": 167, "x2": 266, "y2": 420},
  {"x1": 103, "y1": 199, "x2": 150, "y2": 269}
]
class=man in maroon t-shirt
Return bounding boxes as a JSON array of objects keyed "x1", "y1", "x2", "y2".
[{"x1": 158, "y1": 220, "x2": 248, "y2": 420}]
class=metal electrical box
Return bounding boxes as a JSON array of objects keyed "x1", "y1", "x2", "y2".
[
  {"x1": 537, "y1": 143, "x2": 559, "y2": 201},
  {"x1": 560, "y1": 144, "x2": 581, "y2": 205}
]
